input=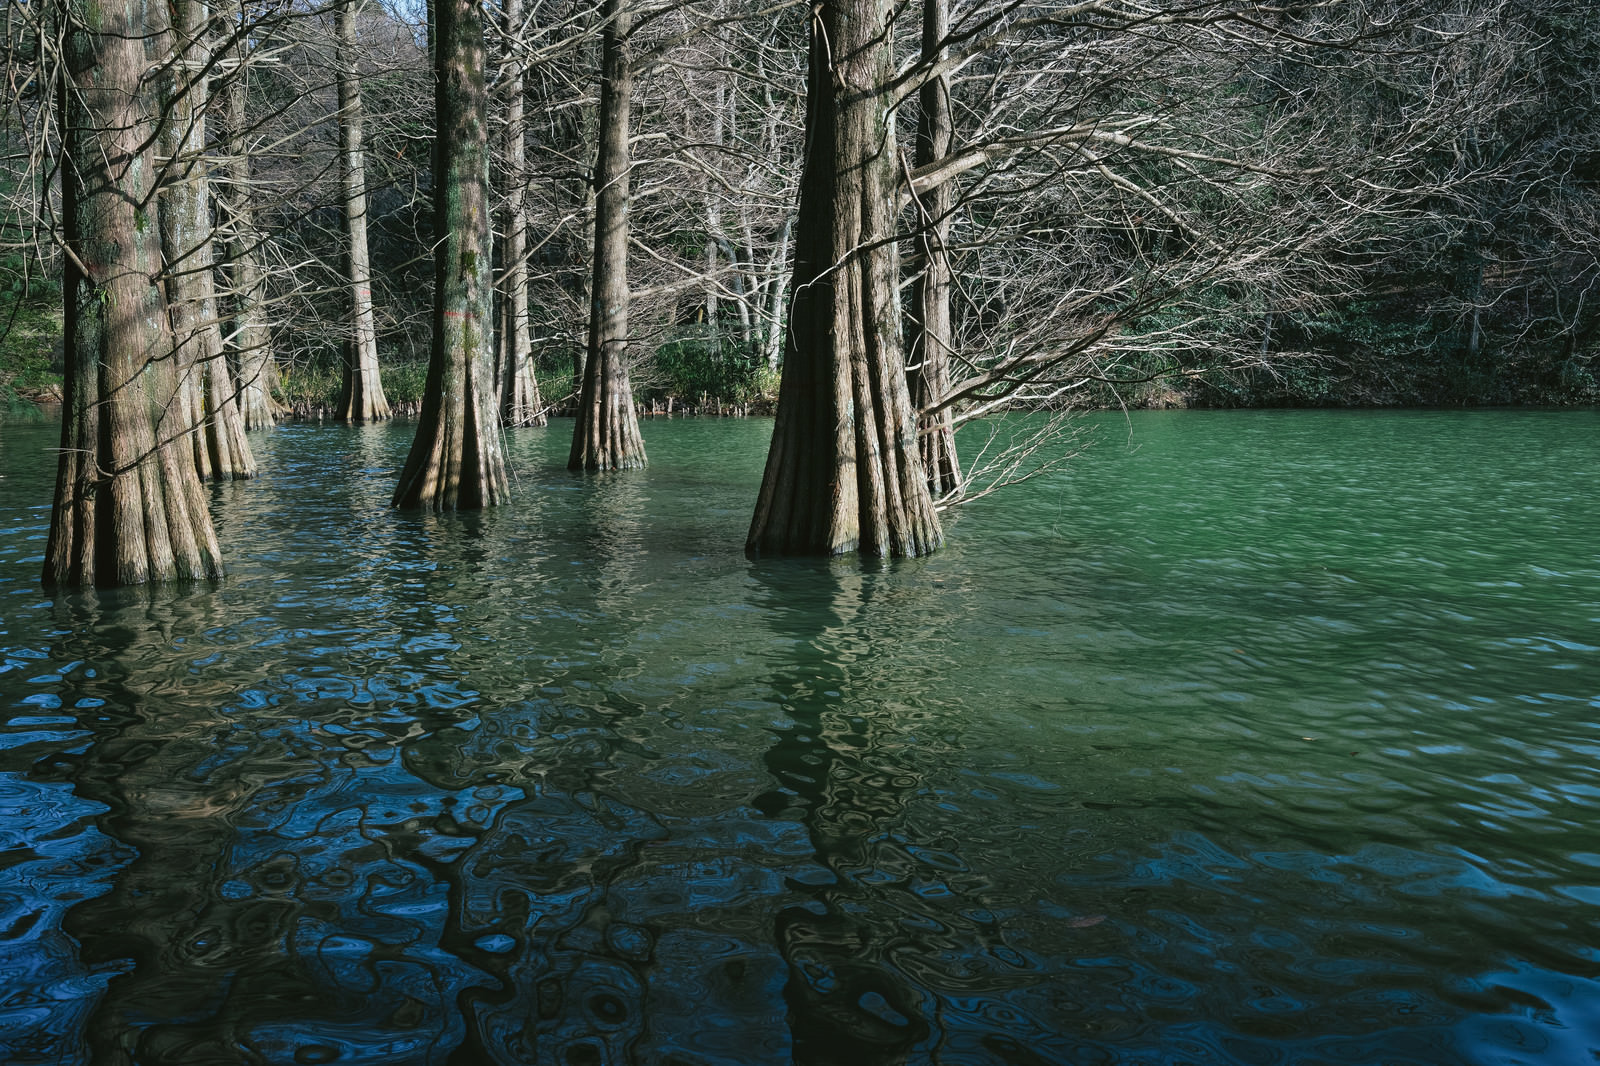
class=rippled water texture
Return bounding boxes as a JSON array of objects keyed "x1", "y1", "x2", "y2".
[{"x1": 2, "y1": 410, "x2": 1599, "y2": 1065}]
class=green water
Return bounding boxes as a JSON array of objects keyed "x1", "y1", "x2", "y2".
[{"x1": 1, "y1": 410, "x2": 1597, "y2": 1064}]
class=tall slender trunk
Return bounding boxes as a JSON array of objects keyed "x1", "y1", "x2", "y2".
[
  {"x1": 747, "y1": 0, "x2": 941, "y2": 558},
  {"x1": 569, "y1": 0, "x2": 645, "y2": 471},
  {"x1": 158, "y1": 0, "x2": 255, "y2": 480},
  {"x1": 758, "y1": 79, "x2": 793, "y2": 372},
  {"x1": 45, "y1": 0, "x2": 223, "y2": 587},
  {"x1": 393, "y1": 0, "x2": 508, "y2": 509},
  {"x1": 498, "y1": 0, "x2": 545, "y2": 427},
  {"x1": 222, "y1": 46, "x2": 282, "y2": 429},
  {"x1": 703, "y1": 51, "x2": 725, "y2": 332},
  {"x1": 335, "y1": 0, "x2": 391, "y2": 422},
  {"x1": 906, "y1": 0, "x2": 960, "y2": 499},
  {"x1": 764, "y1": 214, "x2": 794, "y2": 371}
]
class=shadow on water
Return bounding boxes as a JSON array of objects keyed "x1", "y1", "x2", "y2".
[
  {"x1": 751, "y1": 559, "x2": 939, "y2": 1064},
  {"x1": 47, "y1": 589, "x2": 486, "y2": 1064},
  {"x1": 745, "y1": 557, "x2": 1059, "y2": 1066}
]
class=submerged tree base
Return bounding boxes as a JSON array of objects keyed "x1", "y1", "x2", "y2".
[{"x1": 746, "y1": 0, "x2": 941, "y2": 559}]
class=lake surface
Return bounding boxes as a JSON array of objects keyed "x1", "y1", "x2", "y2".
[{"x1": 2, "y1": 410, "x2": 1598, "y2": 1065}]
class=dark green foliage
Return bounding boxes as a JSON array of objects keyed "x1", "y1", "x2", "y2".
[
  {"x1": 277, "y1": 361, "x2": 342, "y2": 409},
  {"x1": 642, "y1": 331, "x2": 778, "y2": 408},
  {"x1": 380, "y1": 361, "x2": 430, "y2": 406},
  {"x1": 275, "y1": 356, "x2": 436, "y2": 411},
  {"x1": 0, "y1": 256, "x2": 62, "y2": 420}
]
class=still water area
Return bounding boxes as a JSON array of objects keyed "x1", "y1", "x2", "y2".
[{"x1": 2, "y1": 410, "x2": 1598, "y2": 1065}]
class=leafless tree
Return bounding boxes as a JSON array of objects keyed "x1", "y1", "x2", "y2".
[
  {"x1": 494, "y1": 0, "x2": 546, "y2": 427},
  {"x1": 157, "y1": 0, "x2": 256, "y2": 480},
  {"x1": 393, "y1": 0, "x2": 509, "y2": 508},
  {"x1": 748, "y1": 0, "x2": 943, "y2": 558},
  {"x1": 44, "y1": 0, "x2": 224, "y2": 585},
  {"x1": 569, "y1": 0, "x2": 647, "y2": 470}
]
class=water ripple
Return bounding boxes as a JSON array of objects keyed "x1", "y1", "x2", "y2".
[{"x1": 1, "y1": 413, "x2": 1599, "y2": 1062}]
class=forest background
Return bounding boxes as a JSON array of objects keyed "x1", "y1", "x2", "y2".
[{"x1": 2, "y1": 0, "x2": 1596, "y2": 432}]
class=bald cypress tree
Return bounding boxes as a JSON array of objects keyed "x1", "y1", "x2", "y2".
[
  {"x1": 158, "y1": 0, "x2": 256, "y2": 481},
  {"x1": 334, "y1": 0, "x2": 392, "y2": 424},
  {"x1": 393, "y1": 0, "x2": 508, "y2": 509},
  {"x1": 747, "y1": 0, "x2": 941, "y2": 558},
  {"x1": 497, "y1": 0, "x2": 545, "y2": 428},
  {"x1": 45, "y1": 0, "x2": 224, "y2": 587},
  {"x1": 906, "y1": 0, "x2": 961, "y2": 499},
  {"x1": 568, "y1": 0, "x2": 646, "y2": 472}
]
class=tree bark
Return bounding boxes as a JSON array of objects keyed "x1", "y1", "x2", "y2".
[
  {"x1": 45, "y1": 0, "x2": 224, "y2": 587},
  {"x1": 222, "y1": 45, "x2": 282, "y2": 430},
  {"x1": 703, "y1": 47, "x2": 726, "y2": 332},
  {"x1": 747, "y1": 0, "x2": 942, "y2": 558},
  {"x1": 498, "y1": 0, "x2": 545, "y2": 427},
  {"x1": 907, "y1": 0, "x2": 961, "y2": 499},
  {"x1": 159, "y1": 0, "x2": 256, "y2": 480},
  {"x1": 763, "y1": 214, "x2": 793, "y2": 371},
  {"x1": 393, "y1": 0, "x2": 508, "y2": 509},
  {"x1": 335, "y1": 0, "x2": 391, "y2": 423},
  {"x1": 568, "y1": 0, "x2": 646, "y2": 471}
]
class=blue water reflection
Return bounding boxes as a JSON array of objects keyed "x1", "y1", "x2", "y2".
[{"x1": 2, "y1": 412, "x2": 1599, "y2": 1063}]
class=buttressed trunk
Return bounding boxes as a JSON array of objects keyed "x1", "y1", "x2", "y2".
[
  {"x1": 45, "y1": 0, "x2": 224, "y2": 587},
  {"x1": 569, "y1": 0, "x2": 646, "y2": 471},
  {"x1": 335, "y1": 0, "x2": 391, "y2": 423},
  {"x1": 907, "y1": 0, "x2": 961, "y2": 499},
  {"x1": 498, "y1": 0, "x2": 545, "y2": 427},
  {"x1": 747, "y1": 0, "x2": 942, "y2": 558},
  {"x1": 392, "y1": 0, "x2": 508, "y2": 509},
  {"x1": 159, "y1": 0, "x2": 255, "y2": 480}
]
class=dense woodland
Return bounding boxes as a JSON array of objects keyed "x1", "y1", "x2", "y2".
[{"x1": 0, "y1": 0, "x2": 1597, "y2": 583}]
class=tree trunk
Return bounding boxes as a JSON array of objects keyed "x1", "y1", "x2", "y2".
[
  {"x1": 764, "y1": 214, "x2": 793, "y2": 371},
  {"x1": 906, "y1": 0, "x2": 961, "y2": 499},
  {"x1": 222, "y1": 46, "x2": 282, "y2": 430},
  {"x1": 45, "y1": 0, "x2": 224, "y2": 587},
  {"x1": 569, "y1": 0, "x2": 646, "y2": 471},
  {"x1": 703, "y1": 50, "x2": 726, "y2": 331},
  {"x1": 747, "y1": 0, "x2": 941, "y2": 558},
  {"x1": 158, "y1": 0, "x2": 256, "y2": 480},
  {"x1": 393, "y1": 0, "x2": 508, "y2": 509},
  {"x1": 498, "y1": 0, "x2": 545, "y2": 427},
  {"x1": 335, "y1": 0, "x2": 391, "y2": 423}
]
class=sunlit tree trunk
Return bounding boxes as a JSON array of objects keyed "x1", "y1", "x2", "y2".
[
  {"x1": 222, "y1": 45, "x2": 282, "y2": 430},
  {"x1": 747, "y1": 0, "x2": 941, "y2": 558},
  {"x1": 569, "y1": 0, "x2": 646, "y2": 471},
  {"x1": 703, "y1": 42, "x2": 726, "y2": 333},
  {"x1": 159, "y1": 0, "x2": 255, "y2": 479},
  {"x1": 393, "y1": 0, "x2": 508, "y2": 508},
  {"x1": 498, "y1": 0, "x2": 545, "y2": 427},
  {"x1": 763, "y1": 214, "x2": 794, "y2": 371},
  {"x1": 335, "y1": 0, "x2": 391, "y2": 422},
  {"x1": 906, "y1": 0, "x2": 961, "y2": 498},
  {"x1": 45, "y1": 0, "x2": 224, "y2": 587}
]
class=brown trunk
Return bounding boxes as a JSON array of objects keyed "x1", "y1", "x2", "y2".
[
  {"x1": 335, "y1": 0, "x2": 391, "y2": 423},
  {"x1": 906, "y1": 0, "x2": 960, "y2": 498},
  {"x1": 44, "y1": 0, "x2": 224, "y2": 587},
  {"x1": 157, "y1": 0, "x2": 255, "y2": 480},
  {"x1": 498, "y1": 0, "x2": 545, "y2": 427},
  {"x1": 222, "y1": 46, "x2": 282, "y2": 429},
  {"x1": 393, "y1": 0, "x2": 508, "y2": 509},
  {"x1": 569, "y1": 0, "x2": 645, "y2": 471},
  {"x1": 159, "y1": 0, "x2": 256, "y2": 476},
  {"x1": 747, "y1": 0, "x2": 941, "y2": 558}
]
